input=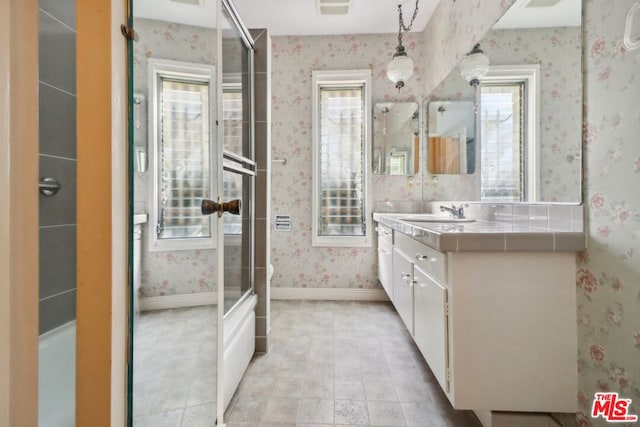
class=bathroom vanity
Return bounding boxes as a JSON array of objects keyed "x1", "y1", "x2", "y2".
[{"x1": 374, "y1": 205, "x2": 584, "y2": 416}]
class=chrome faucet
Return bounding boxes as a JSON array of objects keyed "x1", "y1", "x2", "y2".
[{"x1": 440, "y1": 204, "x2": 467, "y2": 219}]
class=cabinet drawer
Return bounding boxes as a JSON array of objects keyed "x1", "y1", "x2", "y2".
[
  {"x1": 395, "y1": 232, "x2": 447, "y2": 283},
  {"x1": 376, "y1": 224, "x2": 393, "y2": 245}
]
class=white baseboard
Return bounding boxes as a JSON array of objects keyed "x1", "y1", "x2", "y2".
[
  {"x1": 271, "y1": 287, "x2": 389, "y2": 301},
  {"x1": 139, "y1": 291, "x2": 217, "y2": 312}
]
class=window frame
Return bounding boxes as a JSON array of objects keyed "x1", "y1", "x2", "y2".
[
  {"x1": 479, "y1": 64, "x2": 540, "y2": 202},
  {"x1": 147, "y1": 58, "x2": 217, "y2": 252},
  {"x1": 311, "y1": 70, "x2": 373, "y2": 248}
]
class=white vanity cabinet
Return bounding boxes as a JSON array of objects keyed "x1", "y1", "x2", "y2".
[
  {"x1": 393, "y1": 232, "x2": 449, "y2": 392},
  {"x1": 377, "y1": 220, "x2": 577, "y2": 415},
  {"x1": 376, "y1": 225, "x2": 393, "y2": 300}
]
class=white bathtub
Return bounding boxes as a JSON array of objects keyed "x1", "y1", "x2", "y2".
[{"x1": 38, "y1": 321, "x2": 76, "y2": 427}]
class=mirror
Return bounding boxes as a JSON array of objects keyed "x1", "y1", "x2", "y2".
[
  {"x1": 130, "y1": 1, "x2": 220, "y2": 425},
  {"x1": 423, "y1": 0, "x2": 582, "y2": 203},
  {"x1": 373, "y1": 102, "x2": 420, "y2": 176},
  {"x1": 427, "y1": 101, "x2": 476, "y2": 174},
  {"x1": 133, "y1": 93, "x2": 147, "y2": 172}
]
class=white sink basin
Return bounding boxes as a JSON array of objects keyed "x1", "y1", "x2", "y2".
[{"x1": 399, "y1": 214, "x2": 475, "y2": 223}]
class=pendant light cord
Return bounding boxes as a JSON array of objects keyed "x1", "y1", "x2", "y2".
[{"x1": 397, "y1": 0, "x2": 420, "y2": 47}]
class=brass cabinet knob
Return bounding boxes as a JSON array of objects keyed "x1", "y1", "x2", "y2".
[{"x1": 201, "y1": 198, "x2": 242, "y2": 217}]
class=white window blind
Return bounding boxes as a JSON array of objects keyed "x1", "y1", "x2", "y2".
[
  {"x1": 158, "y1": 78, "x2": 212, "y2": 239},
  {"x1": 318, "y1": 87, "x2": 366, "y2": 237},
  {"x1": 222, "y1": 89, "x2": 244, "y2": 235},
  {"x1": 480, "y1": 83, "x2": 524, "y2": 202},
  {"x1": 223, "y1": 89, "x2": 243, "y2": 154}
]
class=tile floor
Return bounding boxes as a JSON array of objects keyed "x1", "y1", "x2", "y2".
[
  {"x1": 224, "y1": 300, "x2": 481, "y2": 427},
  {"x1": 132, "y1": 305, "x2": 218, "y2": 427}
]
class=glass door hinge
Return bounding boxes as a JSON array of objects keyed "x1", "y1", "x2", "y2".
[{"x1": 120, "y1": 25, "x2": 139, "y2": 41}]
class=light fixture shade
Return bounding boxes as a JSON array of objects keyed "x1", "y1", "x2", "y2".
[
  {"x1": 387, "y1": 54, "x2": 414, "y2": 89},
  {"x1": 460, "y1": 44, "x2": 490, "y2": 86}
]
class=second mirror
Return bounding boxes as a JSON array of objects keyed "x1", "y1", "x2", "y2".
[
  {"x1": 427, "y1": 101, "x2": 476, "y2": 174},
  {"x1": 373, "y1": 102, "x2": 420, "y2": 176}
]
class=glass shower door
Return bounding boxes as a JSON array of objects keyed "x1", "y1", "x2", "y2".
[
  {"x1": 127, "y1": 0, "x2": 224, "y2": 425},
  {"x1": 220, "y1": 0, "x2": 255, "y2": 316}
]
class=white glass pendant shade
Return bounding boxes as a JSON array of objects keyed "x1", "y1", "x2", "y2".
[
  {"x1": 387, "y1": 54, "x2": 414, "y2": 90},
  {"x1": 460, "y1": 44, "x2": 490, "y2": 86}
]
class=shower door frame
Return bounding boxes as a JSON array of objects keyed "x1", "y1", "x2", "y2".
[
  {"x1": 219, "y1": 0, "x2": 257, "y2": 417},
  {"x1": 125, "y1": 0, "x2": 256, "y2": 424}
]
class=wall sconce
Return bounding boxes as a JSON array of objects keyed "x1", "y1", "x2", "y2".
[
  {"x1": 387, "y1": 0, "x2": 420, "y2": 90},
  {"x1": 459, "y1": 43, "x2": 490, "y2": 86}
]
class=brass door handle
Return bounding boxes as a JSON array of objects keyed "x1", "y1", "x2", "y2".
[{"x1": 201, "y1": 198, "x2": 241, "y2": 217}]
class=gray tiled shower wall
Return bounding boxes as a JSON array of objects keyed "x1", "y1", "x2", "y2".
[{"x1": 38, "y1": 0, "x2": 77, "y2": 334}]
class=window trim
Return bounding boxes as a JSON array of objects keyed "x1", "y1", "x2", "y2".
[
  {"x1": 480, "y1": 64, "x2": 540, "y2": 202},
  {"x1": 311, "y1": 70, "x2": 373, "y2": 248},
  {"x1": 147, "y1": 58, "x2": 217, "y2": 252}
]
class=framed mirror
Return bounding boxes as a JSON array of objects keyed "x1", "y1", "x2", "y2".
[
  {"x1": 427, "y1": 101, "x2": 476, "y2": 174},
  {"x1": 373, "y1": 102, "x2": 420, "y2": 176},
  {"x1": 423, "y1": 0, "x2": 582, "y2": 204}
]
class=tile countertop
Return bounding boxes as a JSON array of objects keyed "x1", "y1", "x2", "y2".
[{"x1": 373, "y1": 212, "x2": 586, "y2": 253}]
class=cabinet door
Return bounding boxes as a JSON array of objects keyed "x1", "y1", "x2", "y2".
[
  {"x1": 378, "y1": 241, "x2": 393, "y2": 301},
  {"x1": 414, "y1": 266, "x2": 448, "y2": 392},
  {"x1": 392, "y1": 248, "x2": 414, "y2": 335}
]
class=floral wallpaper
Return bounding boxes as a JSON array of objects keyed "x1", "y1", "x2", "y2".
[
  {"x1": 269, "y1": 1, "x2": 518, "y2": 290},
  {"x1": 577, "y1": 0, "x2": 640, "y2": 425},
  {"x1": 424, "y1": 26, "x2": 583, "y2": 204},
  {"x1": 420, "y1": 0, "x2": 516, "y2": 96},
  {"x1": 270, "y1": 33, "x2": 425, "y2": 289},
  {"x1": 133, "y1": 18, "x2": 218, "y2": 297}
]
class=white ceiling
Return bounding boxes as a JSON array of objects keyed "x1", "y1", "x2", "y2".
[
  {"x1": 494, "y1": 0, "x2": 581, "y2": 29},
  {"x1": 134, "y1": 0, "x2": 439, "y2": 34},
  {"x1": 232, "y1": 0, "x2": 439, "y2": 36},
  {"x1": 134, "y1": 0, "x2": 581, "y2": 35},
  {"x1": 135, "y1": 0, "x2": 218, "y2": 29}
]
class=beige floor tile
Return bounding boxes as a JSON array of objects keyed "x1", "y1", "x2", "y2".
[
  {"x1": 335, "y1": 399, "x2": 370, "y2": 425},
  {"x1": 298, "y1": 398, "x2": 334, "y2": 424}
]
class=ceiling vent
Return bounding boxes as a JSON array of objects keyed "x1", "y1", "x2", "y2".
[
  {"x1": 316, "y1": 0, "x2": 351, "y2": 15},
  {"x1": 170, "y1": 0, "x2": 204, "y2": 6},
  {"x1": 525, "y1": 0, "x2": 561, "y2": 7}
]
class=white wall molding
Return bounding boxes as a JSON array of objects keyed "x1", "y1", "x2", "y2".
[
  {"x1": 139, "y1": 292, "x2": 217, "y2": 312},
  {"x1": 271, "y1": 287, "x2": 389, "y2": 301}
]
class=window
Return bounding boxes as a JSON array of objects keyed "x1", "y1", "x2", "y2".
[
  {"x1": 312, "y1": 70, "x2": 372, "y2": 247},
  {"x1": 480, "y1": 83, "x2": 524, "y2": 201},
  {"x1": 222, "y1": 85, "x2": 244, "y2": 236},
  {"x1": 479, "y1": 65, "x2": 540, "y2": 202},
  {"x1": 148, "y1": 58, "x2": 217, "y2": 252}
]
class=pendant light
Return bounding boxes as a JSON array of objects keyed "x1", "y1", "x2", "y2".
[
  {"x1": 387, "y1": 0, "x2": 420, "y2": 90},
  {"x1": 459, "y1": 43, "x2": 490, "y2": 86}
]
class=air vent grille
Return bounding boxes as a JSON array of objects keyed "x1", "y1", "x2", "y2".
[
  {"x1": 316, "y1": 0, "x2": 351, "y2": 15},
  {"x1": 275, "y1": 214, "x2": 292, "y2": 232}
]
